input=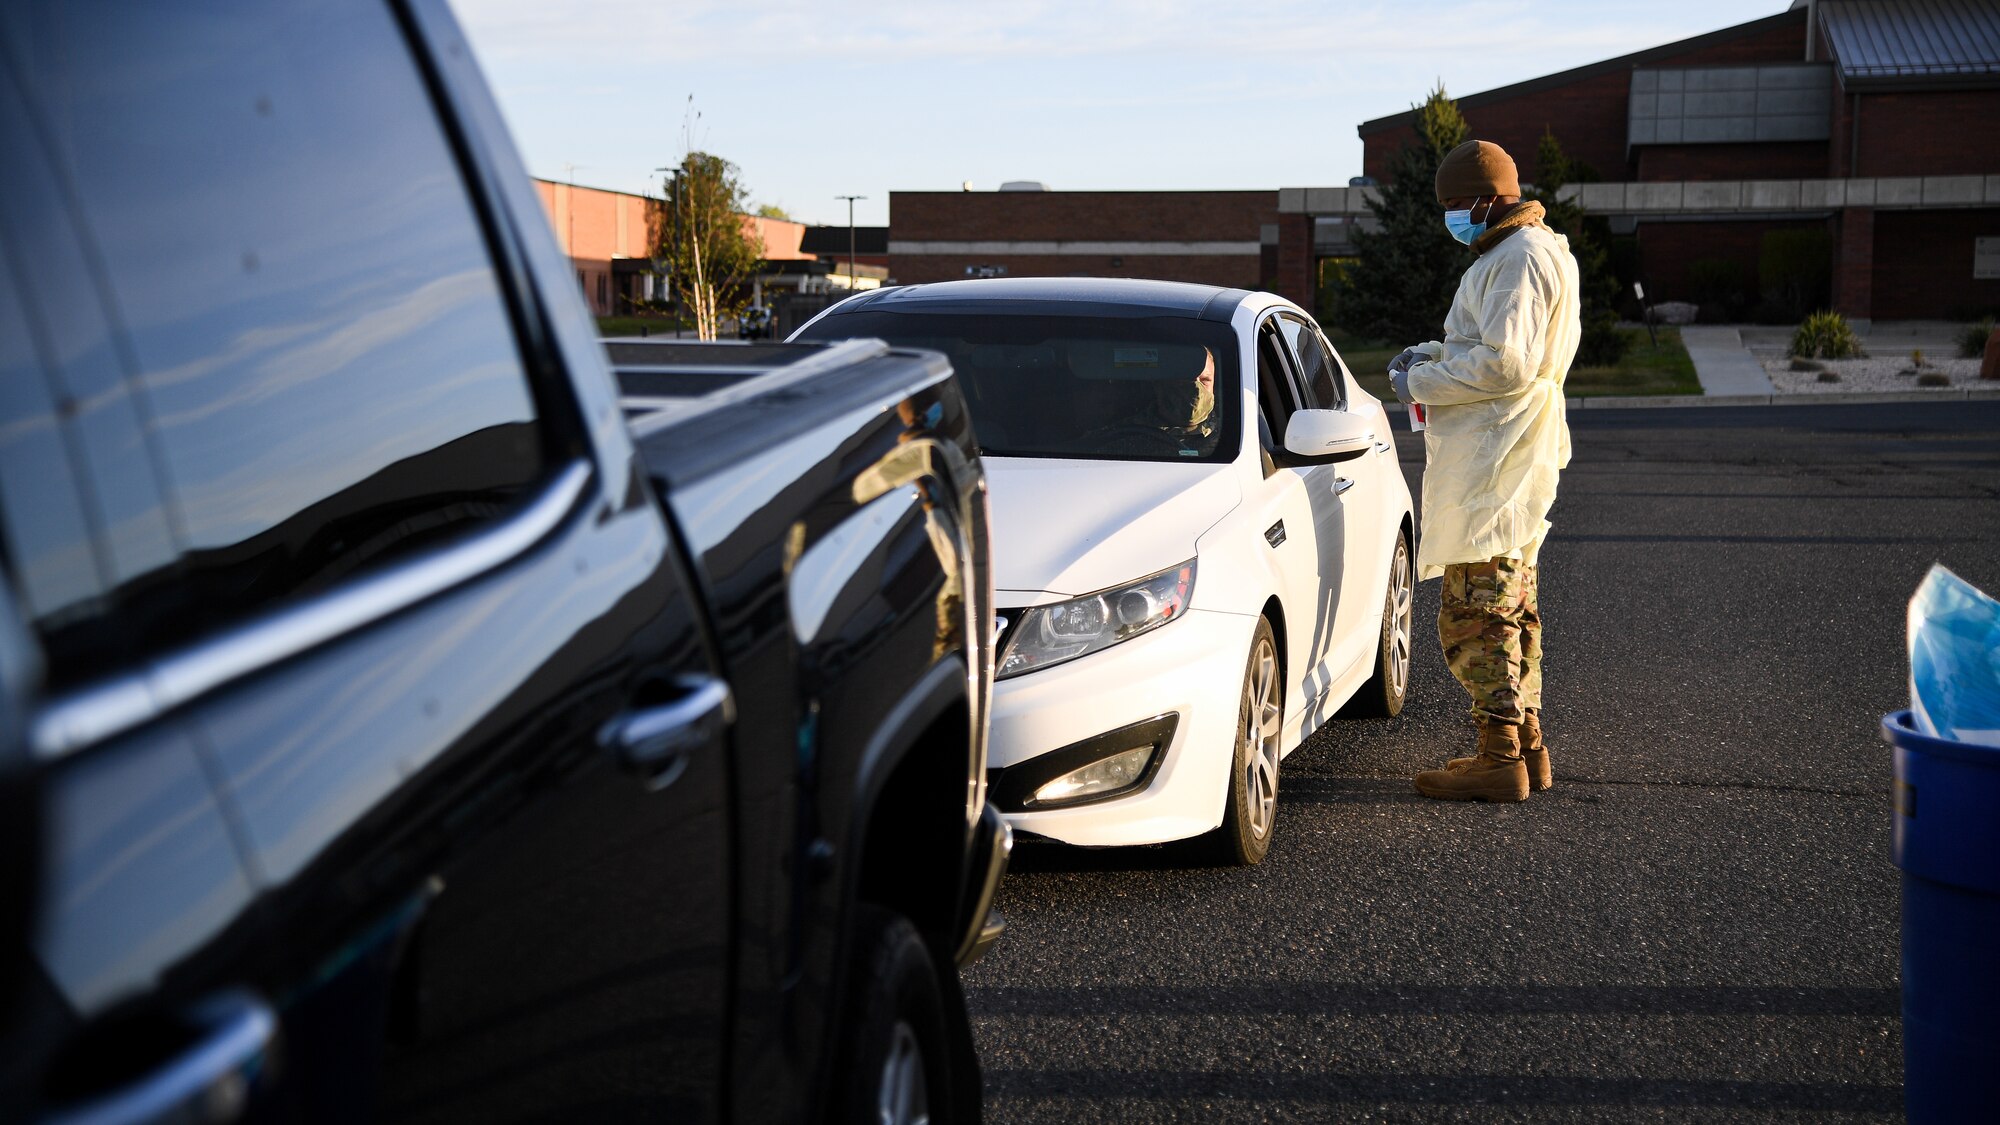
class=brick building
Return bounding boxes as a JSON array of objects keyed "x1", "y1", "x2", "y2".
[
  {"x1": 887, "y1": 190, "x2": 1282, "y2": 291},
  {"x1": 1274, "y1": 0, "x2": 2000, "y2": 323},
  {"x1": 533, "y1": 179, "x2": 658, "y2": 316},
  {"x1": 800, "y1": 225, "x2": 890, "y2": 277},
  {"x1": 532, "y1": 181, "x2": 864, "y2": 315}
]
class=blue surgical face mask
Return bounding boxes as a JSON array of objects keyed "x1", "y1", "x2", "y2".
[{"x1": 1443, "y1": 202, "x2": 1487, "y2": 245}]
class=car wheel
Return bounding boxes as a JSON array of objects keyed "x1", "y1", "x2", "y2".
[
  {"x1": 1210, "y1": 618, "x2": 1281, "y2": 866},
  {"x1": 838, "y1": 905, "x2": 956, "y2": 1125},
  {"x1": 1342, "y1": 530, "x2": 1413, "y2": 719}
]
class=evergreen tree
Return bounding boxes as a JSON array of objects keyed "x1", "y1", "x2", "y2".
[
  {"x1": 1527, "y1": 130, "x2": 1629, "y2": 367},
  {"x1": 1325, "y1": 85, "x2": 1469, "y2": 346}
]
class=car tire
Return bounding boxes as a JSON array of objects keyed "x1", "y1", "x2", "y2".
[
  {"x1": 838, "y1": 905, "x2": 957, "y2": 1125},
  {"x1": 1342, "y1": 529, "x2": 1413, "y2": 719},
  {"x1": 1209, "y1": 617, "x2": 1281, "y2": 866}
]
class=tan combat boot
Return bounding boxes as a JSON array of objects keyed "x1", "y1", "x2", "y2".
[
  {"x1": 1448, "y1": 709, "x2": 1552, "y2": 791},
  {"x1": 1418, "y1": 718, "x2": 1530, "y2": 802}
]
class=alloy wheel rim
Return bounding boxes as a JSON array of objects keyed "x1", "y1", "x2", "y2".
[
  {"x1": 1243, "y1": 638, "x2": 1281, "y2": 839},
  {"x1": 876, "y1": 1021, "x2": 930, "y2": 1125},
  {"x1": 1388, "y1": 540, "x2": 1412, "y2": 699}
]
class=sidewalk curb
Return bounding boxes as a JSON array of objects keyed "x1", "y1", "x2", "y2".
[{"x1": 1384, "y1": 386, "x2": 2000, "y2": 412}]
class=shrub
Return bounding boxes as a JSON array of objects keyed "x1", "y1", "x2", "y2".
[
  {"x1": 1816, "y1": 370, "x2": 1840, "y2": 383},
  {"x1": 1788, "y1": 357, "x2": 1823, "y2": 372},
  {"x1": 1959, "y1": 318, "x2": 1997, "y2": 359},
  {"x1": 1689, "y1": 258, "x2": 1748, "y2": 321},
  {"x1": 1759, "y1": 229, "x2": 1832, "y2": 322},
  {"x1": 1576, "y1": 323, "x2": 1632, "y2": 367},
  {"x1": 1918, "y1": 371, "x2": 1951, "y2": 387},
  {"x1": 1790, "y1": 310, "x2": 1865, "y2": 359}
]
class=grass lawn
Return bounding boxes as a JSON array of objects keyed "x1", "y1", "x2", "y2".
[
  {"x1": 1333, "y1": 327, "x2": 1699, "y2": 401},
  {"x1": 596, "y1": 316, "x2": 691, "y2": 337}
]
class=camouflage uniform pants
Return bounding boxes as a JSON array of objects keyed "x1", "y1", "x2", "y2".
[{"x1": 1438, "y1": 555, "x2": 1542, "y2": 724}]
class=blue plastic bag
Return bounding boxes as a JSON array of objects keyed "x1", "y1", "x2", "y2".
[{"x1": 1908, "y1": 565, "x2": 2000, "y2": 748}]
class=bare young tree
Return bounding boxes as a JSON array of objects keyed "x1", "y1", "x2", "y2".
[{"x1": 659, "y1": 102, "x2": 761, "y2": 340}]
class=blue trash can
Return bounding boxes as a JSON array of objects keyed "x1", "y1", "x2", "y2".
[{"x1": 1881, "y1": 710, "x2": 2000, "y2": 1120}]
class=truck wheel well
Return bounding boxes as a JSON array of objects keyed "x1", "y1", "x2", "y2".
[{"x1": 854, "y1": 700, "x2": 968, "y2": 953}]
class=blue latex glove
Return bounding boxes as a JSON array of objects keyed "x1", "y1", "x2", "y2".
[
  {"x1": 1386, "y1": 347, "x2": 1419, "y2": 375},
  {"x1": 1388, "y1": 366, "x2": 1415, "y2": 404}
]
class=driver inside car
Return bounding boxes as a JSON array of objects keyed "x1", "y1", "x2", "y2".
[{"x1": 1085, "y1": 347, "x2": 1219, "y2": 458}]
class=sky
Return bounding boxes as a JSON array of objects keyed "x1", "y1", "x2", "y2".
[{"x1": 449, "y1": 0, "x2": 1795, "y2": 230}]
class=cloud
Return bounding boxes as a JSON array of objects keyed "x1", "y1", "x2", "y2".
[{"x1": 452, "y1": 0, "x2": 1754, "y2": 68}]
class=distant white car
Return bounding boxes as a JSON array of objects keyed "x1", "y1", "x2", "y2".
[{"x1": 797, "y1": 278, "x2": 1415, "y2": 864}]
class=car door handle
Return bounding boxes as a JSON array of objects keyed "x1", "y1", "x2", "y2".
[
  {"x1": 601, "y1": 675, "x2": 734, "y2": 791},
  {"x1": 45, "y1": 989, "x2": 275, "y2": 1125},
  {"x1": 1374, "y1": 441, "x2": 1393, "y2": 455},
  {"x1": 1335, "y1": 477, "x2": 1358, "y2": 495}
]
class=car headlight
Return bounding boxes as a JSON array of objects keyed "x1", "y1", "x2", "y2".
[{"x1": 997, "y1": 561, "x2": 1195, "y2": 679}]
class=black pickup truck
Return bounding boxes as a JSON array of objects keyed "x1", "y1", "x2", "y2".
[{"x1": 0, "y1": 2, "x2": 1004, "y2": 1123}]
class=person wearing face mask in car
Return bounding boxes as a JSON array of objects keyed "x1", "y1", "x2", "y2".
[
  {"x1": 1087, "y1": 347, "x2": 1219, "y2": 458},
  {"x1": 1384, "y1": 139, "x2": 1581, "y2": 804}
]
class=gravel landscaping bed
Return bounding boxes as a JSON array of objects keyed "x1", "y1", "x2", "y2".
[{"x1": 1763, "y1": 354, "x2": 1987, "y2": 394}]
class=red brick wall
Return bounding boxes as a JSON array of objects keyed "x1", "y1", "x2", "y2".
[
  {"x1": 1272, "y1": 214, "x2": 1313, "y2": 308},
  {"x1": 887, "y1": 190, "x2": 1277, "y2": 291},
  {"x1": 1849, "y1": 89, "x2": 2000, "y2": 178},
  {"x1": 1834, "y1": 207, "x2": 1873, "y2": 318},
  {"x1": 891, "y1": 191, "x2": 1275, "y2": 241},
  {"x1": 1653, "y1": 15, "x2": 1810, "y2": 66},
  {"x1": 1828, "y1": 75, "x2": 1856, "y2": 178},
  {"x1": 1367, "y1": 67, "x2": 1639, "y2": 186},
  {"x1": 889, "y1": 254, "x2": 1263, "y2": 289},
  {"x1": 1637, "y1": 142, "x2": 1829, "y2": 182},
  {"x1": 1871, "y1": 209, "x2": 2000, "y2": 319},
  {"x1": 1360, "y1": 11, "x2": 1810, "y2": 186},
  {"x1": 533, "y1": 180, "x2": 656, "y2": 261},
  {"x1": 1634, "y1": 218, "x2": 1828, "y2": 303}
]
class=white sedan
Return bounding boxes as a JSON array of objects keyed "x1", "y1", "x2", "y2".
[{"x1": 797, "y1": 278, "x2": 1414, "y2": 864}]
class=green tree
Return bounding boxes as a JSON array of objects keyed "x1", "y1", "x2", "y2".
[
  {"x1": 755, "y1": 203, "x2": 793, "y2": 220},
  {"x1": 1326, "y1": 85, "x2": 1470, "y2": 346},
  {"x1": 1527, "y1": 130, "x2": 1629, "y2": 367},
  {"x1": 658, "y1": 106, "x2": 761, "y2": 340}
]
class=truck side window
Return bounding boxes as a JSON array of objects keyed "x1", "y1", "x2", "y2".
[
  {"x1": 11, "y1": 0, "x2": 549, "y2": 660},
  {"x1": 0, "y1": 248, "x2": 111, "y2": 687}
]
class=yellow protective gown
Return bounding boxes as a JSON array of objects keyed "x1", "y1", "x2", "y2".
[{"x1": 1403, "y1": 223, "x2": 1580, "y2": 581}]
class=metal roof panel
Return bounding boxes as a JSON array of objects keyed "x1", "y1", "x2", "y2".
[{"x1": 1820, "y1": 0, "x2": 2000, "y2": 80}]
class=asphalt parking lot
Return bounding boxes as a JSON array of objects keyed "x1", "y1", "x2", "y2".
[{"x1": 965, "y1": 399, "x2": 2000, "y2": 1122}]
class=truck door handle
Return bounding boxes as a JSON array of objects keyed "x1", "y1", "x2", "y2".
[
  {"x1": 1335, "y1": 477, "x2": 1358, "y2": 495},
  {"x1": 45, "y1": 989, "x2": 274, "y2": 1125},
  {"x1": 601, "y1": 675, "x2": 734, "y2": 791}
]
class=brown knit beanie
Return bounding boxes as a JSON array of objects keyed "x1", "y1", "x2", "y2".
[{"x1": 1434, "y1": 140, "x2": 1519, "y2": 204}]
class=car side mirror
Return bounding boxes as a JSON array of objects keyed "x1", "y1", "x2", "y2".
[{"x1": 1282, "y1": 409, "x2": 1373, "y2": 463}]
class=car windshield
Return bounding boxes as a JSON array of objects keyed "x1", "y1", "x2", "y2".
[{"x1": 797, "y1": 310, "x2": 1240, "y2": 463}]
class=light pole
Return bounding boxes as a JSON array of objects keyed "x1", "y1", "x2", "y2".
[
  {"x1": 561, "y1": 162, "x2": 589, "y2": 313},
  {"x1": 559, "y1": 163, "x2": 587, "y2": 256},
  {"x1": 836, "y1": 194, "x2": 866, "y2": 294},
  {"x1": 655, "y1": 165, "x2": 682, "y2": 337}
]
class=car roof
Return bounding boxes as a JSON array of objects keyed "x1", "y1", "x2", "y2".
[{"x1": 830, "y1": 277, "x2": 1260, "y2": 322}]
